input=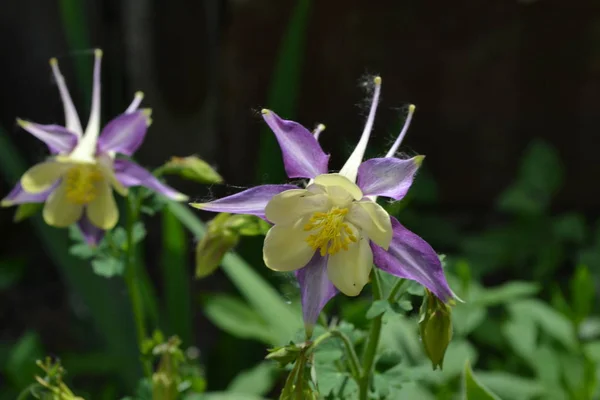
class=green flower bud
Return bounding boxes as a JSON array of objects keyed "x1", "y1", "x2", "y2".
[
  {"x1": 196, "y1": 214, "x2": 272, "y2": 279},
  {"x1": 14, "y1": 203, "x2": 42, "y2": 222},
  {"x1": 419, "y1": 289, "x2": 453, "y2": 370},
  {"x1": 265, "y1": 342, "x2": 305, "y2": 368},
  {"x1": 162, "y1": 155, "x2": 223, "y2": 184},
  {"x1": 195, "y1": 213, "x2": 239, "y2": 279}
]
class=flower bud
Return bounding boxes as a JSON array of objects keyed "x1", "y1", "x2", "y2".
[
  {"x1": 162, "y1": 155, "x2": 223, "y2": 184},
  {"x1": 195, "y1": 214, "x2": 239, "y2": 279},
  {"x1": 265, "y1": 342, "x2": 305, "y2": 368},
  {"x1": 196, "y1": 213, "x2": 271, "y2": 279},
  {"x1": 419, "y1": 289, "x2": 453, "y2": 370}
]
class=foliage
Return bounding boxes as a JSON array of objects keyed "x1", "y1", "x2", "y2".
[{"x1": 1, "y1": 1, "x2": 599, "y2": 399}]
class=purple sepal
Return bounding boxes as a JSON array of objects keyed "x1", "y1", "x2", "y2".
[
  {"x1": 114, "y1": 159, "x2": 187, "y2": 200},
  {"x1": 372, "y1": 216, "x2": 454, "y2": 302},
  {"x1": 1, "y1": 182, "x2": 55, "y2": 206},
  {"x1": 21, "y1": 122, "x2": 78, "y2": 154},
  {"x1": 191, "y1": 184, "x2": 299, "y2": 219},
  {"x1": 262, "y1": 110, "x2": 329, "y2": 179},
  {"x1": 97, "y1": 111, "x2": 148, "y2": 156},
  {"x1": 77, "y1": 214, "x2": 105, "y2": 246},
  {"x1": 296, "y1": 253, "x2": 338, "y2": 329},
  {"x1": 357, "y1": 156, "x2": 422, "y2": 200}
]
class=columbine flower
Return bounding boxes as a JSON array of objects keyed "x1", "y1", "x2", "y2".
[
  {"x1": 190, "y1": 77, "x2": 454, "y2": 328},
  {"x1": 1, "y1": 49, "x2": 187, "y2": 245}
]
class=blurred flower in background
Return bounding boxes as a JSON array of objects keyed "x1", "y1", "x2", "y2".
[{"x1": 1, "y1": 49, "x2": 187, "y2": 245}]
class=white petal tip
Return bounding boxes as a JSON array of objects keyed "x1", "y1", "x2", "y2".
[
  {"x1": 1, "y1": 199, "x2": 13, "y2": 207},
  {"x1": 94, "y1": 48, "x2": 103, "y2": 58},
  {"x1": 374, "y1": 76, "x2": 382, "y2": 85},
  {"x1": 16, "y1": 118, "x2": 28, "y2": 128},
  {"x1": 135, "y1": 91, "x2": 144, "y2": 98},
  {"x1": 317, "y1": 124, "x2": 326, "y2": 131},
  {"x1": 173, "y1": 193, "x2": 189, "y2": 202},
  {"x1": 414, "y1": 155, "x2": 425, "y2": 166},
  {"x1": 451, "y1": 291, "x2": 465, "y2": 304},
  {"x1": 189, "y1": 202, "x2": 206, "y2": 210},
  {"x1": 261, "y1": 109, "x2": 271, "y2": 115},
  {"x1": 408, "y1": 104, "x2": 416, "y2": 113},
  {"x1": 49, "y1": 57, "x2": 58, "y2": 66}
]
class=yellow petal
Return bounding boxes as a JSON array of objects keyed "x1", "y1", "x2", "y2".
[
  {"x1": 347, "y1": 200, "x2": 392, "y2": 249},
  {"x1": 313, "y1": 173, "x2": 363, "y2": 200},
  {"x1": 327, "y1": 226, "x2": 373, "y2": 296},
  {"x1": 96, "y1": 156, "x2": 128, "y2": 196},
  {"x1": 21, "y1": 161, "x2": 67, "y2": 193},
  {"x1": 263, "y1": 219, "x2": 315, "y2": 271},
  {"x1": 42, "y1": 181, "x2": 84, "y2": 227},
  {"x1": 86, "y1": 181, "x2": 119, "y2": 229},
  {"x1": 265, "y1": 189, "x2": 330, "y2": 225}
]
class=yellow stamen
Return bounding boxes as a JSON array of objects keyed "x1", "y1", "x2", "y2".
[
  {"x1": 304, "y1": 207, "x2": 357, "y2": 256},
  {"x1": 64, "y1": 165, "x2": 104, "y2": 205}
]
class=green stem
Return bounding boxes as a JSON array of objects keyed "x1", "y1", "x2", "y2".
[
  {"x1": 331, "y1": 330, "x2": 362, "y2": 380},
  {"x1": 124, "y1": 195, "x2": 151, "y2": 377},
  {"x1": 359, "y1": 269, "x2": 384, "y2": 400},
  {"x1": 388, "y1": 278, "x2": 407, "y2": 302},
  {"x1": 307, "y1": 329, "x2": 362, "y2": 381}
]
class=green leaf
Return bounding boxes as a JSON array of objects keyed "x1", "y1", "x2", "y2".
[
  {"x1": 227, "y1": 362, "x2": 280, "y2": 396},
  {"x1": 502, "y1": 316, "x2": 537, "y2": 363},
  {"x1": 452, "y1": 305, "x2": 487, "y2": 337},
  {"x1": 58, "y1": 0, "x2": 92, "y2": 104},
  {"x1": 257, "y1": 0, "x2": 312, "y2": 181},
  {"x1": 14, "y1": 203, "x2": 42, "y2": 222},
  {"x1": 472, "y1": 281, "x2": 540, "y2": 307},
  {"x1": 161, "y1": 209, "x2": 192, "y2": 345},
  {"x1": 396, "y1": 299, "x2": 413, "y2": 312},
  {"x1": 140, "y1": 191, "x2": 166, "y2": 216},
  {"x1": 69, "y1": 243, "x2": 97, "y2": 259},
  {"x1": 203, "y1": 294, "x2": 276, "y2": 345},
  {"x1": 314, "y1": 365, "x2": 353, "y2": 397},
  {"x1": 508, "y1": 299, "x2": 577, "y2": 350},
  {"x1": 579, "y1": 317, "x2": 600, "y2": 340},
  {"x1": 474, "y1": 371, "x2": 546, "y2": 400},
  {"x1": 570, "y1": 265, "x2": 594, "y2": 325},
  {"x1": 439, "y1": 340, "x2": 478, "y2": 379},
  {"x1": 167, "y1": 201, "x2": 302, "y2": 344},
  {"x1": 184, "y1": 394, "x2": 265, "y2": 400},
  {"x1": 464, "y1": 362, "x2": 501, "y2": 400},
  {"x1": 497, "y1": 140, "x2": 563, "y2": 215},
  {"x1": 366, "y1": 300, "x2": 391, "y2": 319},
  {"x1": 552, "y1": 213, "x2": 586, "y2": 243},
  {"x1": 520, "y1": 140, "x2": 563, "y2": 194},
  {"x1": 5, "y1": 331, "x2": 44, "y2": 389},
  {"x1": 91, "y1": 257, "x2": 125, "y2": 278},
  {"x1": 132, "y1": 222, "x2": 147, "y2": 244}
]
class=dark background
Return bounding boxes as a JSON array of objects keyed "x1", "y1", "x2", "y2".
[{"x1": 0, "y1": 0, "x2": 598, "y2": 396}]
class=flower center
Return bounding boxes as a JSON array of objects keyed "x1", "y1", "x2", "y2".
[
  {"x1": 304, "y1": 207, "x2": 358, "y2": 256},
  {"x1": 64, "y1": 165, "x2": 104, "y2": 205}
]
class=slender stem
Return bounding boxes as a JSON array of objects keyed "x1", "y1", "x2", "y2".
[
  {"x1": 388, "y1": 278, "x2": 407, "y2": 302},
  {"x1": 359, "y1": 269, "x2": 384, "y2": 400},
  {"x1": 124, "y1": 194, "x2": 151, "y2": 377},
  {"x1": 307, "y1": 329, "x2": 362, "y2": 381},
  {"x1": 331, "y1": 330, "x2": 362, "y2": 380},
  {"x1": 308, "y1": 331, "x2": 333, "y2": 349}
]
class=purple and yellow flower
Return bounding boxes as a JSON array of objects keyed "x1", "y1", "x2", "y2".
[
  {"x1": 1, "y1": 49, "x2": 187, "y2": 245},
  {"x1": 190, "y1": 77, "x2": 454, "y2": 327}
]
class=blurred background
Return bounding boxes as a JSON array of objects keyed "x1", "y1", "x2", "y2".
[{"x1": 1, "y1": 0, "x2": 599, "y2": 399}]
